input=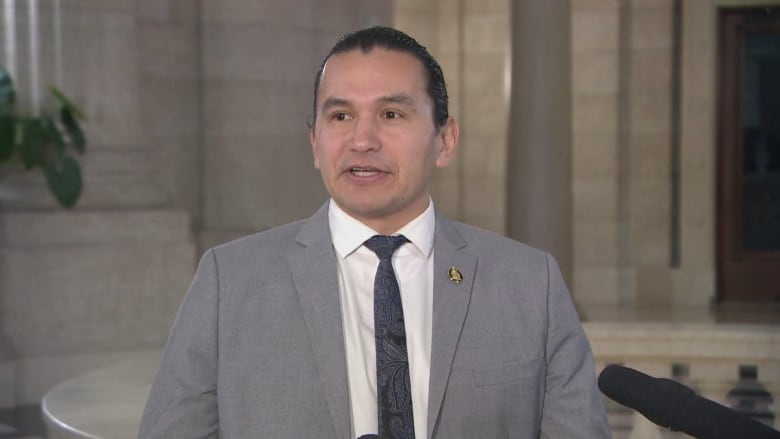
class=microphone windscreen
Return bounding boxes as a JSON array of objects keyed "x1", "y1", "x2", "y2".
[
  {"x1": 598, "y1": 364, "x2": 780, "y2": 439},
  {"x1": 598, "y1": 364, "x2": 694, "y2": 429}
]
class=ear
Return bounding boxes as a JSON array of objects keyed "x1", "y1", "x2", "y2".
[
  {"x1": 434, "y1": 117, "x2": 459, "y2": 168},
  {"x1": 310, "y1": 127, "x2": 321, "y2": 169}
]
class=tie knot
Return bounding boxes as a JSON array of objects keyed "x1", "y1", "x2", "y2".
[{"x1": 364, "y1": 235, "x2": 408, "y2": 260}]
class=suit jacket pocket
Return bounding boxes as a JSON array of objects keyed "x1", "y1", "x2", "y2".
[{"x1": 473, "y1": 358, "x2": 542, "y2": 387}]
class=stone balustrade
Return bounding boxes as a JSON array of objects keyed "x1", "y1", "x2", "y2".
[
  {"x1": 40, "y1": 320, "x2": 779, "y2": 439},
  {"x1": 585, "y1": 321, "x2": 780, "y2": 438}
]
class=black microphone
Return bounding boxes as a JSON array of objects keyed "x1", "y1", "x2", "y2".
[{"x1": 598, "y1": 364, "x2": 780, "y2": 439}]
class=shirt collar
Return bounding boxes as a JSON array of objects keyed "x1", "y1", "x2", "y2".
[{"x1": 328, "y1": 199, "x2": 436, "y2": 259}]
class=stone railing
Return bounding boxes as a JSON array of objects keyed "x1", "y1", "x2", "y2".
[
  {"x1": 584, "y1": 321, "x2": 780, "y2": 438},
  {"x1": 40, "y1": 320, "x2": 779, "y2": 438}
]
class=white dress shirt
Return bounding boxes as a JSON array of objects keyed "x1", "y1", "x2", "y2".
[{"x1": 328, "y1": 199, "x2": 434, "y2": 439}]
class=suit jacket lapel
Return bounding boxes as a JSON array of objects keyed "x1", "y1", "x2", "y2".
[
  {"x1": 287, "y1": 206, "x2": 476, "y2": 439},
  {"x1": 288, "y1": 203, "x2": 351, "y2": 439},
  {"x1": 427, "y1": 215, "x2": 476, "y2": 439}
]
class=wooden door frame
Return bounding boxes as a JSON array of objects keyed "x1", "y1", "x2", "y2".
[{"x1": 716, "y1": 6, "x2": 780, "y2": 301}]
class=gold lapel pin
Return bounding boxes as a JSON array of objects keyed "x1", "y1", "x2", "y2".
[{"x1": 448, "y1": 266, "x2": 463, "y2": 284}]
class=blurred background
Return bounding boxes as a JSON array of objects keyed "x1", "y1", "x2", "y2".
[{"x1": 0, "y1": 0, "x2": 778, "y2": 437}]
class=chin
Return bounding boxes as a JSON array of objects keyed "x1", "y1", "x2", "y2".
[
  {"x1": 345, "y1": 203, "x2": 387, "y2": 219},
  {"x1": 337, "y1": 199, "x2": 390, "y2": 219}
]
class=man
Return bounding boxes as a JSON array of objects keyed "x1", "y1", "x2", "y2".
[{"x1": 140, "y1": 26, "x2": 610, "y2": 439}]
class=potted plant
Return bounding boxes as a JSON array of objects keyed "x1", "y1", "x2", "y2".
[{"x1": 0, "y1": 66, "x2": 86, "y2": 208}]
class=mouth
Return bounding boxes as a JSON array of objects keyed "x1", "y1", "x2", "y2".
[{"x1": 348, "y1": 166, "x2": 382, "y2": 177}]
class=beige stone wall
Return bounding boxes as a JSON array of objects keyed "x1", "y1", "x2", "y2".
[
  {"x1": 572, "y1": 0, "x2": 674, "y2": 306},
  {"x1": 139, "y1": 0, "x2": 202, "y2": 225},
  {"x1": 677, "y1": 0, "x2": 719, "y2": 308},
  {"x1": 0, "y1": 210, "x2": 195, "y2": 406},
  {"x1": 571, "y1": 0, "x2": 717, "y2": 309},
  {"x1": 571, "y1": 0, "x2": 776, "y2": 310},
  {"x1": 626, "y1": 0, "x2": 676, "y2": 308},
  {"x1": 395, "y1": 0, "x2": 510, "y2": 234},
  {"x1": 400, "y1": 0, "x2": 760, "y2": 311},
  {"x1": 571, "y1": 0, "x2": 622, "y2": 306}
]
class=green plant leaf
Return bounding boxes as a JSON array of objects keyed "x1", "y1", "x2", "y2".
[
  {"x1": 44, "y1": 155, "x2": 82, "y2": 208},
  {"x1": 51, "y1": 86, "x2": 84, "y2": 120},
  {"x1": 61, "y1": 107, "x2": 85, "y2": 153},
  {"x1": 18, "y1": 119, "x2": 47, "y2": 169},
  {"x1": 43, "y1": 116, "x2": 65, "y2": 153},
  {"x1": 0, "y1": 67, "x2": 15, "y2": 108},
  {"x1": 0, "y1": 113, "x2": 13, "y2": 162},
  {"x1": 1, "y1": 80, "x2": 87, "y2": 209}
]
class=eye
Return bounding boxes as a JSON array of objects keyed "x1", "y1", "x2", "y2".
[
  {"x1": 383, "y1": 111, "x2": 402, "y2": 120},
  {"x1": 332, "y1": 112, "x2": 351, "y2": 121}
]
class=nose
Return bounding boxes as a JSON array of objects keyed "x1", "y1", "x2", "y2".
[{"x1": 349, "y1": 116, "x2": 380, "y2": 152}]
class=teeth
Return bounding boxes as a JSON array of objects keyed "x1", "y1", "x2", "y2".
[{"x1": 350, "y1": 167, "x2": 379, "y2": 177}]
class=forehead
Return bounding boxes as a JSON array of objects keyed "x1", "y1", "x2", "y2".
[{"x1": 317, "y1": 48, "x2": 428, "y2": 102}]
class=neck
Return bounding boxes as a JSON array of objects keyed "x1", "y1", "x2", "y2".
[{"x1": 357, "y1": 204, "x2": 431, "y2": 235}]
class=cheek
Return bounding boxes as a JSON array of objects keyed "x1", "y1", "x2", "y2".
[
  {"x1": 401, "y1": 150, "x2": 436, "y2": 183},
  {"x1": 315, "y1": 148, "x2": 342, "y2": 179},
  {"x1": 312, "y1": 135, "x2": 336, "y2": 171}
]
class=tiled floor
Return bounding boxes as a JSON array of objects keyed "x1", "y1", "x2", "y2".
[{"x1": 0, "y1": 405, "x2": 46, "y2": 439}]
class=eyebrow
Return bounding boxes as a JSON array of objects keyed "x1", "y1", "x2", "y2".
[
  {"x1": 377, "y1": 93, "x2": 415, "y2": 108},
  {"x1": 320, "y1": 97, "x2": 351, "y2": 113},
  {"x1": 319, "y1": 93, "x2": 416, "y2": 114}
]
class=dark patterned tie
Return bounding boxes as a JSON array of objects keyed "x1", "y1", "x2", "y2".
[{"x1": 364, "y1": 235, "x2": 415, "y2": 439}]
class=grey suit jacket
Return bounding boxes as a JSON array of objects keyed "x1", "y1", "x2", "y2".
[{"x1": 140, "y1": 204, "x2": 610, "y2": 438}]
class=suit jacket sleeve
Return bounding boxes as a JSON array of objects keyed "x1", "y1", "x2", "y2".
[
  {"x1": 540, "y1": 253, "x2": 611, "y2": 438},
  {"x1": 139, "y1": 249, "x2": 220, "y2": 439}
]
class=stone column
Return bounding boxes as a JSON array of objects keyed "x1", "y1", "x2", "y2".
[{"x1": 506, "y1": 0, "x2": 573, "y2": 282}]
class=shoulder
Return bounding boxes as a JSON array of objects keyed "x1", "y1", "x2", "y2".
[
  {"x1": 438, "y1": 218, "x2": 560, "y2": 287},
  {"x1": 446, "y1": 220, "x2": 549, "y2": 263},
  {"x1": 217, "y1": 219, "x2": 306, "y2": 254},
  {"x1": 202, "y1": 219, "x2": 309, "y2": 273}
]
